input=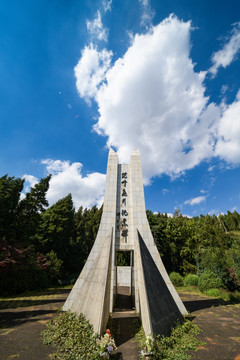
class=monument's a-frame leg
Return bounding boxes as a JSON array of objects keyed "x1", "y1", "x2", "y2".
[
  {"x1": 63, "y1": 149, "x2": 187, "y2": 336},
  {"x1": 136, "y1": 231, "x2": 184, "y2": 336}
]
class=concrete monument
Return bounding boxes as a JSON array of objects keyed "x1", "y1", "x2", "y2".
[{"x1": 63, "y1": 149, "x2": 187, "y2": 336}]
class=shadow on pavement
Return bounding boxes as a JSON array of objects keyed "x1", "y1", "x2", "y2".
[
  {"x1": 0, "y1": 309, "x2": 59, "y2": 329},
  {"x1": 0, "y1": 298, "x2": 65, "y2": 310},
  {"x1": 183, "y1": 298, "x2": 229, "y2": 312}
]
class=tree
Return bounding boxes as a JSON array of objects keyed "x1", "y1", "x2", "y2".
[
  {"x1": 15, "y1": 175, "x2": 51, "y2": 244},
  {"x1": 70, "y1": 205, "x2": 103, "y2": 274},
  {"x1": 0, "y1": 175, "x2": 51, "y2": 294},
  {"x1": 0, "y1": 175, "x2": 24, "y2": 240},
  {"x1": 75, "y1": 205, "x2": 102, "y2": 260},
  {"x1": 220, "y1": 211, "x2": 240, "y2": 232},
  {"x1": 34, "y1": 194, "x2": 75, "y2": 274}
]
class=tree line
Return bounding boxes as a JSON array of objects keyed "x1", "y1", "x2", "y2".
[
  {"x1": 0, "y1": 174, "x2": 239, "y2": 295},
  {"x1": 147, "y1": 209, "x2": 240, "y2": 291},
  {"x1": 0, "y1": 175, "x2": 102, "y2": 295}
]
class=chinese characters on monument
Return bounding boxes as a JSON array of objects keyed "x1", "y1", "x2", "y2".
[{"x1": 116, "y1": 171, "x2": 129, "y2": 242}]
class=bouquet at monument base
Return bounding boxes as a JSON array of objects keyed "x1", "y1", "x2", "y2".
[{"x1": 97, "y1": 329, "x2": 117, "y2": 358}]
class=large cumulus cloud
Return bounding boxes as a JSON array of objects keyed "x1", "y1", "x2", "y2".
[{"x1": 75, "y1": 14, "x2": 240, "y2": 183}]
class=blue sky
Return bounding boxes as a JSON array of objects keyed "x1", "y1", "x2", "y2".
[{"x1": 1, "y1": 0, "x2": 240, "y2": 216}]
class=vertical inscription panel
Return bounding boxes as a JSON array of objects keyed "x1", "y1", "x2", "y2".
[
  {"x1": 120, "y1": 164, "x2": 129, "y2": 244},
  {"x1": 115, "y1": 164, "x2": 134, "y2": 249}
]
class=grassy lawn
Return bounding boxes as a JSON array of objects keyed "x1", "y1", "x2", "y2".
[
  {"x1": 0, "y1": 285, "x2": 73, "y2": 310},
  {"x1": 177, "y1": 285, "x2": 240, "y2": 303}
]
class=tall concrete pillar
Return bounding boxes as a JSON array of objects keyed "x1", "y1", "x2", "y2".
[{"x1": 63, "y1": 149, "x2": 187, "y2": 336}]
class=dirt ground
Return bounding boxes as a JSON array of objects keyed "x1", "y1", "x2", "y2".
[
  {"x1": 0, "y1": 288, "x2": 240, "y2": 360},
  {"x1": 0, "y1": 288, "x2": 68, "y2": 360},
  {"x1": 179, "y1": 290, "x2": 240, "y2": 360}
]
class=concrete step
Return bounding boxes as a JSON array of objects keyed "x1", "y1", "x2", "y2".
[{"x1": 112, "y1": 310, "x2": 138, "y2": 319}]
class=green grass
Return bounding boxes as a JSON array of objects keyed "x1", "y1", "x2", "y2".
[
  {"x1": 0, "y1": 285, "x2": 72, "y2": 300},
  {"x1": 176, "y1": 285, "x2": 203, "y2": 295},
  {"x1": 177, "y1": 285, "x2": 240, "y2": 303},
  {"x1": 0, "y1": 285, "x2": 73, "y2": 310}
]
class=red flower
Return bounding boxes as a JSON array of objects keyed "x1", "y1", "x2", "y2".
[{"x1": 106, "y1": 329, "x2": 111, "y2": 337}]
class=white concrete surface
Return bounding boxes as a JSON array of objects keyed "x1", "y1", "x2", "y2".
[
  {"x1": 117, "y1": 266, "x2": 131, "y2": 287},
  {"x1": 63, "y1": 148, "x2": 187, "y2": 336}
]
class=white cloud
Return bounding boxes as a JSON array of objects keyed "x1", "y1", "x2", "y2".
[
  {"x1": 102, "y1": 0, "x2": 112, "y2": 12},
  {"x1": 20, "y1": 160, "x2": 105, "y2": 210},
  {"x1": 41, "y1": 159, "x2": 70, "y2": 174},
  {"x1": 22, "y1": 174, "x2": 39, "y2": 189},
  {"x1": 162, "y1": 188, "x2": 169, "y2": 195},
  {"x1": 86, "y1": 11, "x2": 108, "y2": 42},
  {"x1": 74, "y1": 43, "x2": 112, "y2": 104},
  {"x1": 208, "y1": 165, "x2": 215, "y2": 172},
  {"x1": 184, "y1": 196, "x2": 206, "y2": 206},
  {"x1": 41, "y1": 159, "x2": 106, "y2": 209},
  {"x1": 20, "y1": 193, "x2": 26, "y2": 201},
  {"x1": 209, "y1": 22, "x2": 240, "y2": 77},
  {"x1": 22, "y1": 161, "x2": 106, "y2": 209},
  {"x1": 139, "y1": 0, "x2": 155, "y2": 28},
  {"x1": 221, "y1": 85, "x2": 228, "y2": 95},
  {"x1": 75, "y1": 15, "x2": 240, "y2": 183},
  {"x1": 182, "y1": 214, "x2": 192, "y2": 218},
  {"x1": 87, "y1": 15, "x2": 216, "y2": 181},
  {"x1": 215, "y1": 94, "x2": 240, "y2": 163},
  {"x1": 208, "y1": 208, "x2": 220, "y2": 216},
  {"x1": 20, "y1": 174, "x2": 39, "y2": 200}
]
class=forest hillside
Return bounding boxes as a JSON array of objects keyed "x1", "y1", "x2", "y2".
[{"x1": 0, "y1": 175, "x2": 239, "y2": 295}]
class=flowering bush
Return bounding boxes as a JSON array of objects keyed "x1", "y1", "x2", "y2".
[{"x1": 97, "y1": 329, "x2": 117, "y2": 358}]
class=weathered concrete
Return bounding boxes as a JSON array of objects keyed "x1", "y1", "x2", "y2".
[
  {"x1": 137, "y1": 231, "x2": 183, "y2": 336},
  {"x1": 63, "y1": 148, "x2": 187, "y2": 336},
  {"x1": 63, "y1": 149, "x2": 118, "y2": 334},
  {"x1": 63, "y1": 232, "x2": 113, "y2": 334},
  {"x1": 117, "y1": 266, "x2": 132, "y2": 288}
]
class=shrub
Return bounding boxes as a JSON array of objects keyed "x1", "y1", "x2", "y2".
[
  {"x1": 0, "y1": 266, "x2": 48, "y2": 295},
  {"x1": 184, "y1": 274, "x2": 199, "y2": 287},
  {"x1": 33, "y1": 268, "x2": 49, "y2": 289},
  {"x1": 153, "y1": 321, "x2": 205, "y2": 360},
  {"x1": 136, "y1": 320, "x2": 205, "y2": 360},
  {"x1": 204, "y1": 288, "x2": 222, "y2": 297},
  {"x1": 46, "y1": 250, "x2": 63, "y2": 284},
  {"x1": 198, "y1": 271, "x2": 224, "y2": 292},
  {"x1": 204, "y1": 288, "x2": 231, "y2": 301},
  {"x1": 42, "y1": 311, "x2": 109, "y2": 360},
  {"x1": 169, "y1": 272, "x2": 184, "y2": 287},
  {"x1": 68, "y1": 272, "x2": 79, "y2": 285},
  {"x1": 196, "y1": 247, "x2": 237, "y2": 291}
]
